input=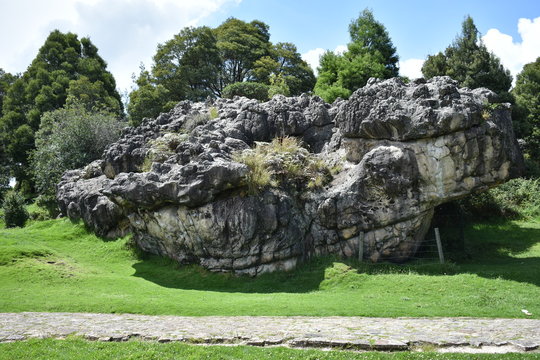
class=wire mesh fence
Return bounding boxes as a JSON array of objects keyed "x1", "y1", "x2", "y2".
[{"x1": 360, "y1": 202, "x2": 468, "y2": 265}]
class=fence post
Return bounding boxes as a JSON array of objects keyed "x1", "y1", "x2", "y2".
[
  {"x1": 434, "y1": 227, "x2": 445, "y2": 264},
  {"x1": 358, "y1": 232, "x2": 364, "y2": 262}
]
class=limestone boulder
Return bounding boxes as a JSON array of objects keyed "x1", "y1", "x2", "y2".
[{"x1": 57, "y1": 76, "x2": 523, "y2": 275}]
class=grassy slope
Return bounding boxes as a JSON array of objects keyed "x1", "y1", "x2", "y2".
[
  {"x1": 1, "y1": 338, "x2": 540, "y2": 360},
  {"x1": 0, "y1": 217, "x2": 539, "y2": 318}
]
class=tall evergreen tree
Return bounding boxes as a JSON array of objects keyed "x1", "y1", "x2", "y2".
[
  {"x1": 0, "y1": 30, "x2": 122, "y2": 191},
  {"x1": 0, "y1": 69, "x2": 16, "y2": 116},
  {"x1": 314, "y1": 9, "x2": 399, "y2": 103},
  {"x1": 512, "y1": 57, "x2": 540, "y2": 162},
  {"x1": 422, "y1": 16, "x2": 512, "y2": 96}
]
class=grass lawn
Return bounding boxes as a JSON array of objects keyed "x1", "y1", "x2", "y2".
[
  {"x1": 0, "y1": 216, "x2": 539, "y2": 318},
  {"x1": 0, "y1": 338, "x2": 539, "y2": 360}
]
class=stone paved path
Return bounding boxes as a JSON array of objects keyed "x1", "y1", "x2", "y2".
[{"x1": 1, "y1": 313, "x2": 539, "y2": 352}]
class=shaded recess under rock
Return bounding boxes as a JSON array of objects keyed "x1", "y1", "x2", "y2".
[{"x1": 57, "y1": 76, "x2": 523, "y2": 275}]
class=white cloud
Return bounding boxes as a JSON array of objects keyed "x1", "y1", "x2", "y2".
[
  {"x1": 302, "y1": 48, "x2": 325, "y2": 74},
  {"x1": 399, "y1": 58, "x2": 425, "y2": 80},
  {"x1": 301, "y1": 45, "x2": 347, "y2": 75},
  {"x1": 0, "y1": 0, "x2": 241, "y2": 91},
  {"x1": 334, "y1": 45, "x2": 347, "y2": 55},
  {"x1": 482, "y1": 17, "x2": 540, "y2": 81}
]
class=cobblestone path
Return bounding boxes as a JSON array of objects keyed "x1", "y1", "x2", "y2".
[{"x1": 1, "y1": 312, "x2": 539, "y2": 352}]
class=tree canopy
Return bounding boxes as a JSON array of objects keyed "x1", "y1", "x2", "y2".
[
  {"x1": 0, "y1": 30, "x2": 122, "y2": 192},
  {"x1": 128, "y1": 18, "x2": 315, "y2": 124},
  {"x1": 0, "y1": 69, "x2": 16, "y2": 117},
  {"x1": 422, "y1": 16, "x2": 512, "y2": 96},
  {"x1": 512, "y1": 57, "x2": 540, "y2": 162},
  {"x1": 314, "y1": 9, "x2": 399, "y2": 103}
]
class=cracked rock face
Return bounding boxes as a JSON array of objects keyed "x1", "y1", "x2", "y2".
[{"x1": 57, "y1": 76, "x2": 523, "y2": 275}]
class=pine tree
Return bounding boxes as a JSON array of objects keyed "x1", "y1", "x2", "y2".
[
  {"x1": 0, "y1": 30, "x2": 122, "y2": 192},
  {"x1": 422, "y1": 16, "x2": 512, "y2": 95},
  {"x1": 315, "y1": 9, "x2": 399, "y2": 103}
]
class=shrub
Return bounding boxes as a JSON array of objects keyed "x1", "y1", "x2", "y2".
[
  {"x1": 2, "y1": 191, "x2": 29, "y2": 228},
  {"x1": 222, "y1": 82, "x2": 269, "y2": 101},
  {"x1": 35, "y1": 194, "x2": 59, "y2": 218},
  {"x1": 31, "y1": 103, "x2": 124, "y2": 216},
  {"x1": 460, "y1": 178, "x2": 540, "y2": 220}
]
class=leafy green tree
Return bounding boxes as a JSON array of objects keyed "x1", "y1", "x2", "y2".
[
  {"x1": 127, "y1": 69, "x2": 176, "y2": 126},
  {"x1": 422, "y1": 16, "x2": 512, "y2": 96},
  {"x1": 31, "y1": 103, "x2": 124, "y2": 214},
  {"x1": 315, "y1": 9, "x2": 399, "y2": 103},
  {"x1": 253, "y1": 42, "x2": 315, "y2": 95},
  {"x1": 0, "y1": 30, "x2": 122, "y2": 192},
  {"x1": 153, "y1": 26, "x2": 222, "y2": 100},
  {"x1": 215, "y1": 18, "x2": 271, "y2": 88},
  {"x1": 512, "y1": 57, "x2": 540, "y2": 162},
  {"x1": 128, "y1": 18, "x2": 315, "y2": 120}
]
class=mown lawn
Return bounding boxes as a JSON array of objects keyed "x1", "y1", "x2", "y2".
[
  {"x1": 0, "y1": 338, "x2": 539, "y2": 360},
  {"x1": 0, "y1": 216, "x2": 539, "y2": 318}
]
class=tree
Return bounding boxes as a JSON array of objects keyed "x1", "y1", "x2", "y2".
[
  {"x1": 31, "y1": 103, "x2": 124, "y2": 214},
  {"x1": 65, "y1": 76, "x2": 122, "y2": 114},
  {"x1": 253, "y1": 42, "x2": 315, "y2": 95},
  {"x1": 422, "y1": 16, "x2": 512, "y2": 96},
  {"x1": 0, "y1": 69, "x2": 17, "y2": 200},
  {"x1": 215, "y1": 18, "x2": 272, "y2": 89},
  {"x1": 314, "y1": 9, "x2": 399, "y2": 103},
  {"x1": 512, "y1": 57, "x2": 540, "y2": 162},
  {"x1": 347, "y1": 9, "x2": 399, "y2": 76},
  {"x1": 127, "y1": 68, "x2": 176, "y2": 126},
  {"x1": 128, "y1": 18, "x2": 315, "y2": 120},
  {"x1": 0, "y1": 30, "x2": 122, "y2": 192},
  {"x1": 0, "y1": 69, "x2": 16, "y2": 116},
  {"x1": 153, "y1": 26, "x2": 222, "y2": 100}
]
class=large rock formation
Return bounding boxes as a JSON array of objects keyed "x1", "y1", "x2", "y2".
[{"x1": 57, "y1": 77, "x2": 523, "y2": 275}]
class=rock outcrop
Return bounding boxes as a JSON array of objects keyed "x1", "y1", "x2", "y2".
[{"x1": 57, "y1": 77, "x2": 523, "y2": 275}]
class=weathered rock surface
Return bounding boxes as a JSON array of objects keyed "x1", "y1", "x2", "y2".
[{"x1": 57, "y1": 76, "x2": 523, "y2": 275}]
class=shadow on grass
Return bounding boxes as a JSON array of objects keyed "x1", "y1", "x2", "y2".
[{"x1": 131, "y1": 219, "x2": 540, "y2": 293}]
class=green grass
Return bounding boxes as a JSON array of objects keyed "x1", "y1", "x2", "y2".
[
  {"x1": 0, "y1": 217, "x2": 539, "y2": 317},
  {"x1": 0, "y1": 338, "x2": 538, "y2": 360}
]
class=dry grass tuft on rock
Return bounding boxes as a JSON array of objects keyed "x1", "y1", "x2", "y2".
[{"x1": 233, "y1": 136, "x2": 332, "y2": 194}]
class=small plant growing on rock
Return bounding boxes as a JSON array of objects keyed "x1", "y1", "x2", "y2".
[
  {"x1": 183, "y1": 112, "x2": 210, "y2": 132},
  {"x1": 209, "y1": 107, "x2": 219, "y2": 119},
  {"x1": 2, "y1": 190, "x2": 29, "y2": 228},
  {"x1": 233, "y1": 149, "x2": 276, "y2": 194},
  {"x1": 233, "y1": 137, "x2": 332, "y2": 193},
  {"x1": 482, "y1": 102, "x2": 506, "y2": 120},
  {"x1": 140, "y1": 132, "x2": 188, "y2": 172}
]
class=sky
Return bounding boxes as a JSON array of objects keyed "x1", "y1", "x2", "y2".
[{"x1": 0, "y1": 0, "x2": 539, "y2": 93}]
